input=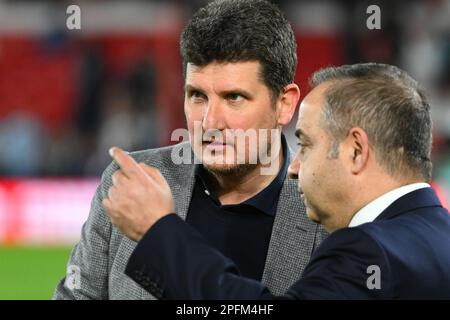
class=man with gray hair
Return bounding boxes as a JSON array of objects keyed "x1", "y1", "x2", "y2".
[{"x1": 112, "y1": 63, "x2": 450, "y2": 299}]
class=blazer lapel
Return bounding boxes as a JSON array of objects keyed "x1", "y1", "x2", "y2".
[
  {"x1": 261, "y1": 177, "x2": 320, "y2": 295},
  {"x1": 166, "y1": 144, "x2": 197, "y2": 221}
]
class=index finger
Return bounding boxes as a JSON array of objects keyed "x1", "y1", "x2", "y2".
[{"x1": 109, "y1": 147, "x2": 145, "y2": 178}]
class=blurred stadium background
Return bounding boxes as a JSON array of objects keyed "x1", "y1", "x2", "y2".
[{"x1": 0, "y1": 0, "x2": 449, "y2": 299}]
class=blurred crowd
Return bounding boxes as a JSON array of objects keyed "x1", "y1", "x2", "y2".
[{"x1": 0, "y1": 0, "x2": 449, "y2": 199}]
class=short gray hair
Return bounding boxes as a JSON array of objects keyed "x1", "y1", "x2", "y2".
[{"x1": 310, "y1": 63, "x2": 433, "y2": 182}]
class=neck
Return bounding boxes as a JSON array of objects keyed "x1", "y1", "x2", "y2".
[{"x1": 210, "y1": 149, "x2": 284, "y2": 205}]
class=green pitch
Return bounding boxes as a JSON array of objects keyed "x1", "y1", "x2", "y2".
[{"x1": 0, "y1": 246, "x2": 72, "y2": 300}]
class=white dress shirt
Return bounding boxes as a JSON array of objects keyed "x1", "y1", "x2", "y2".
[{"x1": 348, "y1": 183, "x2": 431, "y2": 228}]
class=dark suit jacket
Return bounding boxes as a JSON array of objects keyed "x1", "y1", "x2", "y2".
[{"x1": 125, "y1": 187, "x2": 450, "y2": 299}]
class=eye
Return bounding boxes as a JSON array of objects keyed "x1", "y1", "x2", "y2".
[
  {"x1": 226, "y1": 93, "x2": 244, "y2": 103},
  {"x1": 189, "y1": 90, "x2": 207, "y2": 103}
]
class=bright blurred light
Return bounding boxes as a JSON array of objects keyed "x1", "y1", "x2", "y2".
[{"x1": 0, "y1": 178, "x2": 99, "y2": 245}]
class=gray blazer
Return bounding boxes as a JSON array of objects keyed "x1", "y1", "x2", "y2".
[{"x1": 53, "y1": 142, "x2": 327, "y2": 299}]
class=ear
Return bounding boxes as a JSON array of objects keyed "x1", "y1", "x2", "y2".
[
  {"x1": 277, "y1": 84, "x2": 300, "y2": 126},
  {"x1": 343, "y1": 127, "x2": 370, "y2": 175}
]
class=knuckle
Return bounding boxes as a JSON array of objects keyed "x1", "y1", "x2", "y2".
[
  {"x1": 108, "y1": 186, "x2": 116, "y2": 198},
  {"x1": 128, "y1": 169, "x2": 138, "y2": 177},
  {"x1": 112, "y1": 171, "x2": 120, "y2": 183}
]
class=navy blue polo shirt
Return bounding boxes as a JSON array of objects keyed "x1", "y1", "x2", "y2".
[{"x1": 186, "y1": 136, "x2": 289, "y2": 281}]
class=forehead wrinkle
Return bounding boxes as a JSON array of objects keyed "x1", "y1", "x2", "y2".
[{"x1": 186, "y1": 61, "x2": 264, "y2": 95}]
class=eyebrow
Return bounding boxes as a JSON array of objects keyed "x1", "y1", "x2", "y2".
[
  {"x1": 220, "y1": 89, "x2": 253, "y2": 99},
  {"x1": 184, "y1": 84, "x2": 205, "y2": 95},
  {"x1": 184, "y1": 84, "x2": 253, "y2": 99},
  {"x1": 295, "y1": 128, "x2": 310, "y2": 140}
]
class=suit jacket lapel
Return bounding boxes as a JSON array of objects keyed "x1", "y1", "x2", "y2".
[
  {"x1": 166, "y1": 143, "x2": 196, "y2": 221},
  {"x1": 261, "y1": 176, "x2": 320, "y2": 295},
  {"x1": 260, "y1": 140, "x2": 321, "y2": 294},
  {"x1": 172, "y1": 172, "x2": 196, "y2": 221}
]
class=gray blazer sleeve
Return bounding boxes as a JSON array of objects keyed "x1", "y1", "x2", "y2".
[{"x1": 52, "y1": 164, "x2": 115, "y2": 300}]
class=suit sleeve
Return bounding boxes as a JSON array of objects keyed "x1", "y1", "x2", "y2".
[
  {"x1": 52, "y1": 163, "x2": 117, "y2": 300},
  {"x1": 125, "y1": 214, "x2": 273, "y2": 299},
  {"x1": 126, "y1": 215, "x2": 392, "y2": 299},
  {"x1": 286, "y1": 228, "x2": 393, "y2": 299}
]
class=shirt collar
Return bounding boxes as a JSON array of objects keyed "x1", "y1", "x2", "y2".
[
  {"x1": 348, "y1": 182, "x2": 431, "y2": 228},
  {"x1": 195, "y1": 134, "x2": 290, "y2": 216}
]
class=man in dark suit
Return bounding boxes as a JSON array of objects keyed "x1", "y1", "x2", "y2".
[{"x1": 107, "y1": 63, "x2": 450, "y2": 299}]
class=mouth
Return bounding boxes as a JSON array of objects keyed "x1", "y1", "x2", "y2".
[{"x1": 202, "y1": 140, "x2": 231, "y2": 152}]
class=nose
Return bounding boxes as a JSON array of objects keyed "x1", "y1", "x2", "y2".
[
  {"x1": 202, "y1": 99, "x2": 226, "y2": 131},
  {"x1": 288, "y1": 153, "x2": 300, "y2": 179}
]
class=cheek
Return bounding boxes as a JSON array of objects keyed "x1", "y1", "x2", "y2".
[
  {"x1": 233, "y1": 101, "x2": 277, "y2": 130},
  {"x1": 185, "y1": 103, "x2": 198, "y2": 122},
  {"x1": 226, "y1": 109, "x2": 253, "y2": 130},
  {"x1": 299, "y1": 168, "x2": 314, "y2": 195},
  {"x1": 254, "y1": 107, "x2": 278, "y2": 128},
  {"x1": 297, "y1": 153, "x2": 309, "y2": 180},
  {"x1": 298, "y1": 153, "x2": 323, "y2": 196},
  {"x1": 185, "y1": 104, "x2": 203, "y2": 132}
]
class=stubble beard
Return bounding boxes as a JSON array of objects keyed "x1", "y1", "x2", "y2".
[{"x1": 202, "y1": 139, "x2": 272, "y2": 180}]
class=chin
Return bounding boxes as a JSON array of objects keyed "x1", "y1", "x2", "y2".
[
  {"x1": 305, "y1": 207, "x2": 321, "y2": 224},
  {"x1": 200, "y1": 146, "x2": 259, "y2": 176},
  {"x1": 203, "y1": 161, "x2": 258, "y2": 177}
]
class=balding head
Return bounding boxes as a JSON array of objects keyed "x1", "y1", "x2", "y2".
[{"x1": 310, "y1": 63, "x2": 432, "y2": 182}]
